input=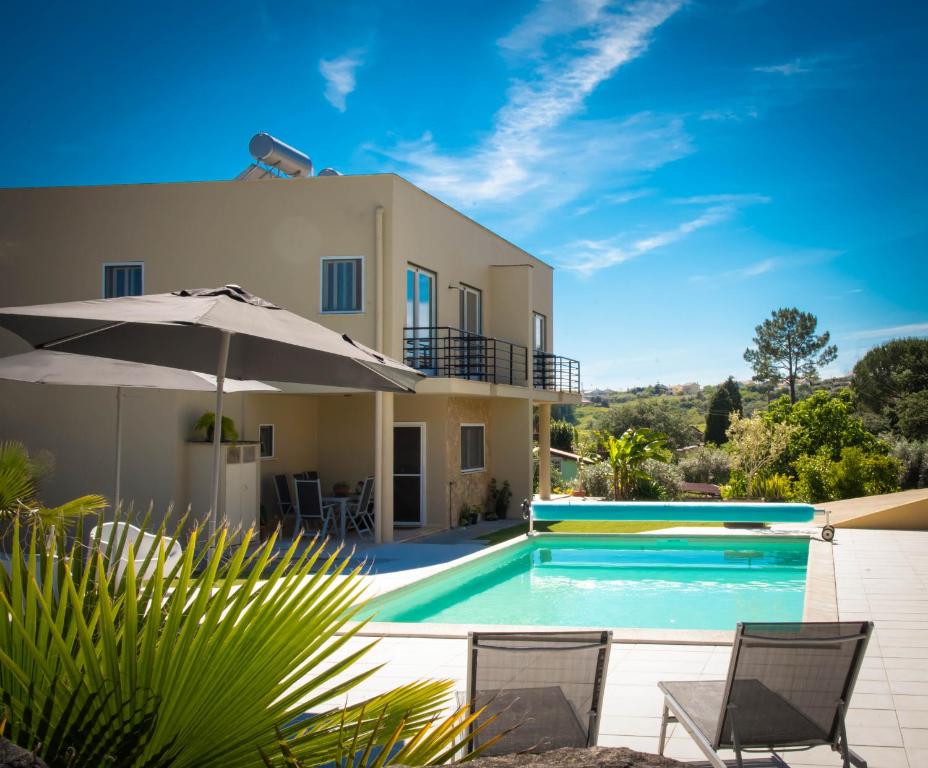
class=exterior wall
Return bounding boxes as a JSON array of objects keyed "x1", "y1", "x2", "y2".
[{"x1": 0, "y1": 174, "x2": 559, "y2": 529}]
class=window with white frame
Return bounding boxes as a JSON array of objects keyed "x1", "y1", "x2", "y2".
[
  {"x1": 103, "y1": 262, "x2": 143, "y2": 298},
  {"x1": 321, "y1": 257, "x2": 363, "y2": 313},
  {"x1": 460, "y1": 424, "x2": 485, "y2": 472},
  {"x1": 258, "y1": 424, "x2": 275, "y2": 459}
]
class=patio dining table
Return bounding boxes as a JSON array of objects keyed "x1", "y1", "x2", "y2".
[{"x1": 323, "y1": 495, "x2": 359, "y2": 542}]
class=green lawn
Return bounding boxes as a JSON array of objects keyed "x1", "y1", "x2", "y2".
[{"x1": 477, "y1": 519, "x2": 722, "y2": 546}]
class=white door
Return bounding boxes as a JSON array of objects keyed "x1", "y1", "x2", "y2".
[
  {"x1": 393, "y1": 423, "x2": 425, "y2": 526},
  {"x1": 406, "y1": 266, "x2": 437, "y2": 373}
]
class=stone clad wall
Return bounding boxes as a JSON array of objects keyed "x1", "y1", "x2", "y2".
[{"x1": 447, "y1": 396, "x2": 492, "y2": 523}]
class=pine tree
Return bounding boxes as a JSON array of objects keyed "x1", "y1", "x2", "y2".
[
  {"x1": 705, "y1": 386, "x2": 734, "y2": 445},
  {"x1": 721, "y1": 376, "x2": 743, "y2": 416}
]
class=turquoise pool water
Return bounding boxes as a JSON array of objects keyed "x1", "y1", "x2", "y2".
[{"x1": 365, "y1": 536, "x2": 809, "y2": 630}]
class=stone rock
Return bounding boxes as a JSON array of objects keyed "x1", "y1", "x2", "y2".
[
  {"x1": 0, "y1": 739, "x2": 48, "y2": 768},
  {"x1": 443, "y1": 746, "x2": 688, "y2": 768}
]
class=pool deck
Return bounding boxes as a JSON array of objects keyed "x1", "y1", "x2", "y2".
[{"x1": 310, "y1": 524, "x2": 928, "y2": 767}]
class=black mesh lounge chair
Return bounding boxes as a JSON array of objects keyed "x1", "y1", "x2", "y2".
[
  {"x1": 465, "y1": 631, "x2": 612, "y2": 756},
  {"x1": 658, "y1": 621, "x2": 874, "y2": 768}
]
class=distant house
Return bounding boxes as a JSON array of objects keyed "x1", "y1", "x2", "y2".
[{"x1": 533, "y1": 446, "x2": 595, "y2": 485}]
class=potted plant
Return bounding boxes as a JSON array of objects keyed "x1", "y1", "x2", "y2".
[
  {"x1": 486, "y1": 478, "x2": 512, "y2": 519},
  {"x1": 469, "y1": 505, "x2": 479, "y2": 526},
  {"x1": 194, "y1": 412, "x2": 239, "y2": 442},
  {"x1": 458, "y1": 503, "x2": 471, "y2": 528},
  {"x1": 332, "y1": 480, "x2": 351, "y2": 497}
]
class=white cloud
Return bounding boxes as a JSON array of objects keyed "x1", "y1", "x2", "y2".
[
  {"x1": 672, "y1": 193, "x2": 771, "y2": 205},
  {"x1": 370, "y1": 0, "x2": 685, "y2": 218},
  {"x1": 319, "y1": 50, "x2": 365, "y2": 112},
  {"x1": 560, "y1": 203, "x2": 735, "y2": 275},
  {"x1": 845, "y1": 322, "x2": 928, "y2": 340},
  {"x1": 754, "y1": 57, "x2": 814, "y2": 76},
  {"x1": 574, "y1": 188, "x2": 652, "y2": 215}
]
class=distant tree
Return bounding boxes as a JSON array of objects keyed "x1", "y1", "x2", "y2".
[
  {"x1": 550, "y1": 419, "x2": 577, "y2": 452},
  {"x1": 551, "y1": 404, "x2": 578, "y2": 424},
  {"x1": 895, "y1": 390, "x2": 928, "y2": 440},
  {"x1": 725, "y1": 413, "x2": 798, "y2": 489},
  {"x1": 595, "y1": 399, "x2": 694, "y2": 448},
  {"x1": 744, "y1": 308, "x2": 838, "y2": 403},
  {"x1": 721, "y1": 376, "x2": 743, "y2": 416},
  {"x1": 853, "y1": 338, "x2": 928, "y2": 439},
  {"x1": 763, "y1": 389, "x2": 886, "y2": 474},
  {"x1": 704, "y1": 386, "x2": 735, "y2": 445}
]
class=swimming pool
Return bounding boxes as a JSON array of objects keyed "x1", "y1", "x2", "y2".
[{"x1": 364, "y1": 535, "x2": 810, "y2": 630}]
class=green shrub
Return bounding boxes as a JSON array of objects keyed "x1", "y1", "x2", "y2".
[
  {"x1": 720, "y1": 471, "x2": 748, "y2": 500},
  {"x1": 677, "y1": 446, "x2": 731, "y2": 484},
  {"x1": 749, "y1": 473, "x2": 794, "y2": 502},
  {"x1": 581, "y1": 461, "x2": 612, "y2": 498},
  {"x1": 634, "y1": 459, "x2": 684, "y2": 500},
  {"x1": 194, "y1": 412, "x2": 239, "y2": 442},
  {"x1": 794, "y1": 453, "x2": 834, "y2": 503},
  {"x1": 550, "y1": 420, "x2": 577, "y2": 452},
  {"x1": 532, "y1": 460, "x2": 564, "y2": 494},
  {"x1": 830, "y1": 447, "x2": 900, "y2": 500},
  {"x1": 885, "y1": 435, "x2": 928, "y2": 489}
]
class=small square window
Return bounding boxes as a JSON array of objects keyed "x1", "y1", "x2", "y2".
[
  {"x1": 460, "y1": 424, "x2": 485, "y2": 472},
  {"x1": 259, "y1": 424, "x2": 275, "y2": 459},
  {"x1": 103, "y1": 263, "x2": 143, "y2": 298},
  {"x1": 321, "y1": 257, "x2": 363, "y2": 313}
]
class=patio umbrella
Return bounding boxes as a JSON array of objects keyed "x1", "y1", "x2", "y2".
[
  {"x1": 0, "y1": 349, "x2": 278, "y2": 507},
  {"x1": 0, "y1": 285, "x2": 423, "y2": 535}
]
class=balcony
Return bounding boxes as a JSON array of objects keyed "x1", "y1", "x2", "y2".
[
  {"x1": 533, "y1": 352, "x2": 581, "y2": 394},
  {"x1": 403, "y1": 326, "x2": 527, "y2": 386},
  {"x1": 403, "y1": 327, "x2": 582, "y2": 395}
]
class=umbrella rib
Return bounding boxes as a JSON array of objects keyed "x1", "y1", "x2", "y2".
[
  {"x1": 40, "y1": 321, "x2": 129, "y2": 350},
  {"x1": 356, "y1": 360, "x2": 417, "y2": 393}
]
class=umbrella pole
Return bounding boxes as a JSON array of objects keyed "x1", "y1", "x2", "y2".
[
  {"x1": 209, "y1": 332, "x2": 232, "y2": 541},
  {"x1": 114, "y1": 386, "x2": 123, "y2": 512}
]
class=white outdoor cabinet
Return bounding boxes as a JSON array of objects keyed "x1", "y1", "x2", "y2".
[{"x1": 184, "y1": 442, "x2": 260, "y2": 541}]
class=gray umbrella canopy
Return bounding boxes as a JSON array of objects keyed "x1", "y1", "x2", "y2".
[
  {"x1": 0, "y1": 285, "x2": 422, "y2": 391},
  {"x1": 0, "y1": 350, "x2": 279, "y2": 507},
  {"x1": 0, "y1": 285, "x2": 424, "y2": 532}
]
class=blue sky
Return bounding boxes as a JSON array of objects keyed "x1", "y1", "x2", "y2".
[{"x1": 2, "y1": 0, "x2": 926, "y2": 388}]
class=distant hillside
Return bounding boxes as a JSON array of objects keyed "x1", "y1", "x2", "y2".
[{"x1": 573, "y1": 376, "x2": 853, "y2": 438}]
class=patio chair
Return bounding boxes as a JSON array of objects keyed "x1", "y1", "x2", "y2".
[
  {"x1": 92, "y1": 521, "x2": 183, "y2": 583},
  {"x1": 274, "y1": 474, "x2": 294, "y2": 517},
  {"x1": 463, "y1": 631, "x2": 612, "y2": 756},
  {"x1": 345, "y1": 476, "x2": 374, "y2": 537},
  {"x1": 294, "y1": 478, "x2": 336, "y2": 538},
  {"x1": 294, "y1": 471, "x2": 319, "y2": 481},
  {"x1": 658, "y1": 621, "x2": 874, "y2": 768}
]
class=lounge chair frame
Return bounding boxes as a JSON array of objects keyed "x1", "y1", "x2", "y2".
[
  {"x1": 464, "y1": 630, "x2": 612, "y2": 756},
  {"x1": 658, "y1": 621, "x2": 873, "y2": 768}
]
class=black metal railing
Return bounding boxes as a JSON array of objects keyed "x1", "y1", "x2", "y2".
[
  {"x1": 403, "y1": 326, "x2": 528, "y2": 386},
  {"x1": 533, "y1": 352, "x2": 581, "y2": 394}
]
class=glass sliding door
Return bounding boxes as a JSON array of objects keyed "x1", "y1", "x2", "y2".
[{"x1": 406, "y1": 265, "x2": 437, "y2": 372}]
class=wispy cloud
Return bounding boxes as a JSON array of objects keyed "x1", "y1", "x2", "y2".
[
  {"x1": 560, "y1": 203, "x2": 736, "y2": 276},
  {"x1": 699, "y1": 106, "x2": 759, "y2": 122},
  {"x1": 558, "y1": 191, "x2": 772, "y2": 276},
  {"x1": 754, "y1": 57, "x2": 814, "y2": 76},
  {"x1": 672, "y1": 193, "x2": 771, "y2": 205},
  {"x1": 574, "y1": 188, "x2": 653, "y2": 215},
  {"x1": 319, "y1": 50, "x2": 365, "y2": 112},
  {"x1": 370, "y1": 0, "x2": 686, "y2": 218},
  {"x1": 690, "y1": 257, "x2": 777, "y2": 283},
  {"x1": 845, "y1": 322, "x2": 928, "y2": 340}
]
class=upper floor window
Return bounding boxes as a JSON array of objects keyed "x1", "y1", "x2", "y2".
[
  {"x1": 321, "y1": 257, "x2": 363, "y2": 313},
  {"x1": 103, "y1": 262, "x2": 143, "y2": 298},
  {"x1": 533, "y1": 312, "x2": 546, "y2": 352}
]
